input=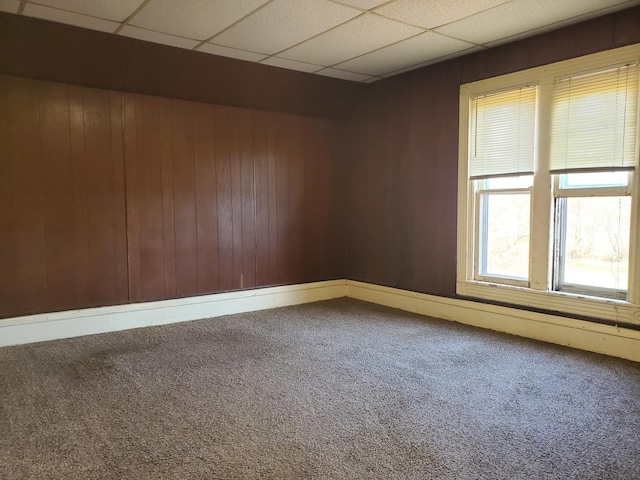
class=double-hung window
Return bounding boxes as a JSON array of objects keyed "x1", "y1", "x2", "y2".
[{"x1": 457, "y1": 44, "x2": 640, "y2": 326}]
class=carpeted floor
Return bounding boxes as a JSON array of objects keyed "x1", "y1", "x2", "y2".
[{"x1": 1, "y1": 298, "x2": 639, "y2": 479}]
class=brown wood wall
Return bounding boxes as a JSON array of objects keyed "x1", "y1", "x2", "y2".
[
  {"x1": 345, "y1": 6, "x2": 640, "y2": 298},
  {"x1": 122, "y1": 92, "x2": 344, "y2": 303},
  {"x1": 0, "y1": 75, "x2": 344, "y2": 318},
  {"x1": 0, "y1": 76, "x2": 128, "y2": 316}
]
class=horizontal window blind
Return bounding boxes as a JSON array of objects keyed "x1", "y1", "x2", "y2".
[
  {"x1": 550, "y1": 62, "x2": 639, "y2": 174},
  {"x1": 470, "y1": 85, "x2": 536, "y2": 179}
]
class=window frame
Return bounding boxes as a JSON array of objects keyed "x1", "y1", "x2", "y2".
[{"x1": 457, "y1": 44, "x2": 640, "y2": 326}]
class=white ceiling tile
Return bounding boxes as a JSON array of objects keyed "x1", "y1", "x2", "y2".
[
  {"x1": 27, "y1": 0, "x2": 144, "y2": 21},
  {"x1": 374, "y1": 0, "x2": 509, "y2": 29},
  {"x1": 23, "y1": 3, "x2": 119, "y2": 32},
  {"x1": 260, "y1": 56, "x2": 323, "y2": 73},
  {"x1": 279, "y1": 12, "x2": 423, "y2": 66},
  {"x1": 130, "y1": 0, "x2": 269, "y2": 40},
  {"x1": 335, "y1": 31, "x2": 475, "y2": 76},
  {"x1": 316, "y1": 68, "x2": 375, "y2": 82},
  {"x1": 196, "y1": 43, "x2": 268, "y2": 62},
  {"x1": 119, "y1": 25, "x2": 200, "y2": 49},
  {"x1": 211, "y1": 0, "x2": 361, "y2": 55},
  {"x1": 484, "y1": 1, "x2": 640, "y2": 47},
  {"x1": 336, "y1": 0, "x2": 389, "y2": 9},
  {"x1": 435, "y1": 0, "x2": 637, "y2": 46},
  {"x1": 0, "y1": 0, "x2": 20, "y2": 14}
]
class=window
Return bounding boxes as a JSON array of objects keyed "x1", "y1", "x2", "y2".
[
  {"x1": 457, "y1": 45, "x2": 640, "y2": 326},
  {"x1": 553, "y1": 172, "x2": 632, "y2": 300},
  {"x1": 476, "y1": 175, "x2": 532, "y2": 284}
]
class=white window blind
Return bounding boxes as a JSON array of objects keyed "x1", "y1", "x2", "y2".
[
  {"x1": 550, "y1": 62, "x2": 639, "y2": 174},
  {"x1": 470, "y1": 85, "x2": 536, "y2": 179}
]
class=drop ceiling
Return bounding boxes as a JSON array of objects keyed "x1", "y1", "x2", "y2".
[{"x1": 1, "y1": 0, "x2": 638, "y2": 83}]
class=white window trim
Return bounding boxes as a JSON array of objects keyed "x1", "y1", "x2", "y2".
[{"x1": 457, "y1": 44, "x2": 640, "y2": 326}]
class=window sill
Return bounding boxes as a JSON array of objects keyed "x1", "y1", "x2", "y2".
[{"x1": 457, "y1": 280, "x2": 640, "y2": 327}]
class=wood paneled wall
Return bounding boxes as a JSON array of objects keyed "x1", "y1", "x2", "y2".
[
  {"x1": 0, "y1": 75, "x2": 344, "y2": 318},
  {"x1": 0, "y1": 76, "x2": 128, "y2": 317},
  {"x1": 122, "y1": 92, "x2": 344, "y2": 303},
  {"x1": 345, "y1": 6, "x2": 640, "y2": 298}
]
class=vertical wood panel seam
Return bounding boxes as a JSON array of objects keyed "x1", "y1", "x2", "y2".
[
  {"x1": 117, "y1": 92, "x2": 131, "y2": 303},
  {"x1": 192, "y1": 105, "x2": 200, "y2": 293},
  {"x1": 274, "y1": 118, "x2": 279, "y2": 283},
  {"x1": 169, "y1": 101, "x2": 177, "y2": 296},
  {"x1": 108, "y1": 91, "x2": 118, "y2": 303},
  {"x1": 63, "y1": 83, "x2": 79, "y2": 307},
  {"x1": 252, "y1": 111, "x2": 259, "y2": 285},
  {"x1": 1, "y1": 78, "x2": 16, "y2": 314},
  {"x1": 35, "y1": 83, "x2": 49, "y2": 308},
  {"x1": 80, "y1": 88, "x2": 92, "y2": 301},
  {"x1": 162, "y1": 100, "x2": 169, "y2": 297},
  {"x1": 230, "y1": 109, "x2": 237, "y2": 289},
  {"x1": 214, "y1": 108, "x2": 221, "y2": 292},
  {"x1": 127, "y1": 95, "x2": 140, "y2": 301},
  {"x1": 212, "y1": 108, "x2": 219, "y2": 292},
  {"x1": 238, "y1": 112, "x2": 242, "y2": 288}
]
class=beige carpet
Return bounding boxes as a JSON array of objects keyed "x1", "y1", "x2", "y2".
[{"x1": 1, "y1": 298, "x2": 639, "y2": 479}]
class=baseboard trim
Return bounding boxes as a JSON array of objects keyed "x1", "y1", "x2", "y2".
[
  {"x1": 347, "y1": 280, "x2": 640, "y2": 363},
  {"x1": 2, "y1": 279, "x2": 639, "y2": 362},
  {"x1": 0, "y1": 280, "x2": 346, "y2": 347}
]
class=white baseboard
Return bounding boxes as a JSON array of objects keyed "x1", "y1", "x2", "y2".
[
  {"x1": 347, "y1": 280, "x2": 640, "y2": 363},
  {"x1": 0, "y1": 280, "x2": 346, "y2": 348},
  {"x1": 2, "y1": 279, "x2": 639, "y2": 362}
]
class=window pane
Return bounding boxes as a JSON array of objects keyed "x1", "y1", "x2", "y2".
[
  {"x1": 480, "y1": 193, "x2": 530, "y2": 279},
  {"x1": 484, "y1": 175, "x2": 533, "y2": 190},
  {"x1": 560, "y1": 196, "x2": 631, "y2": 291},
  {"x1": 560, "y1": 171, "x2": 629, "y2": 189}
]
